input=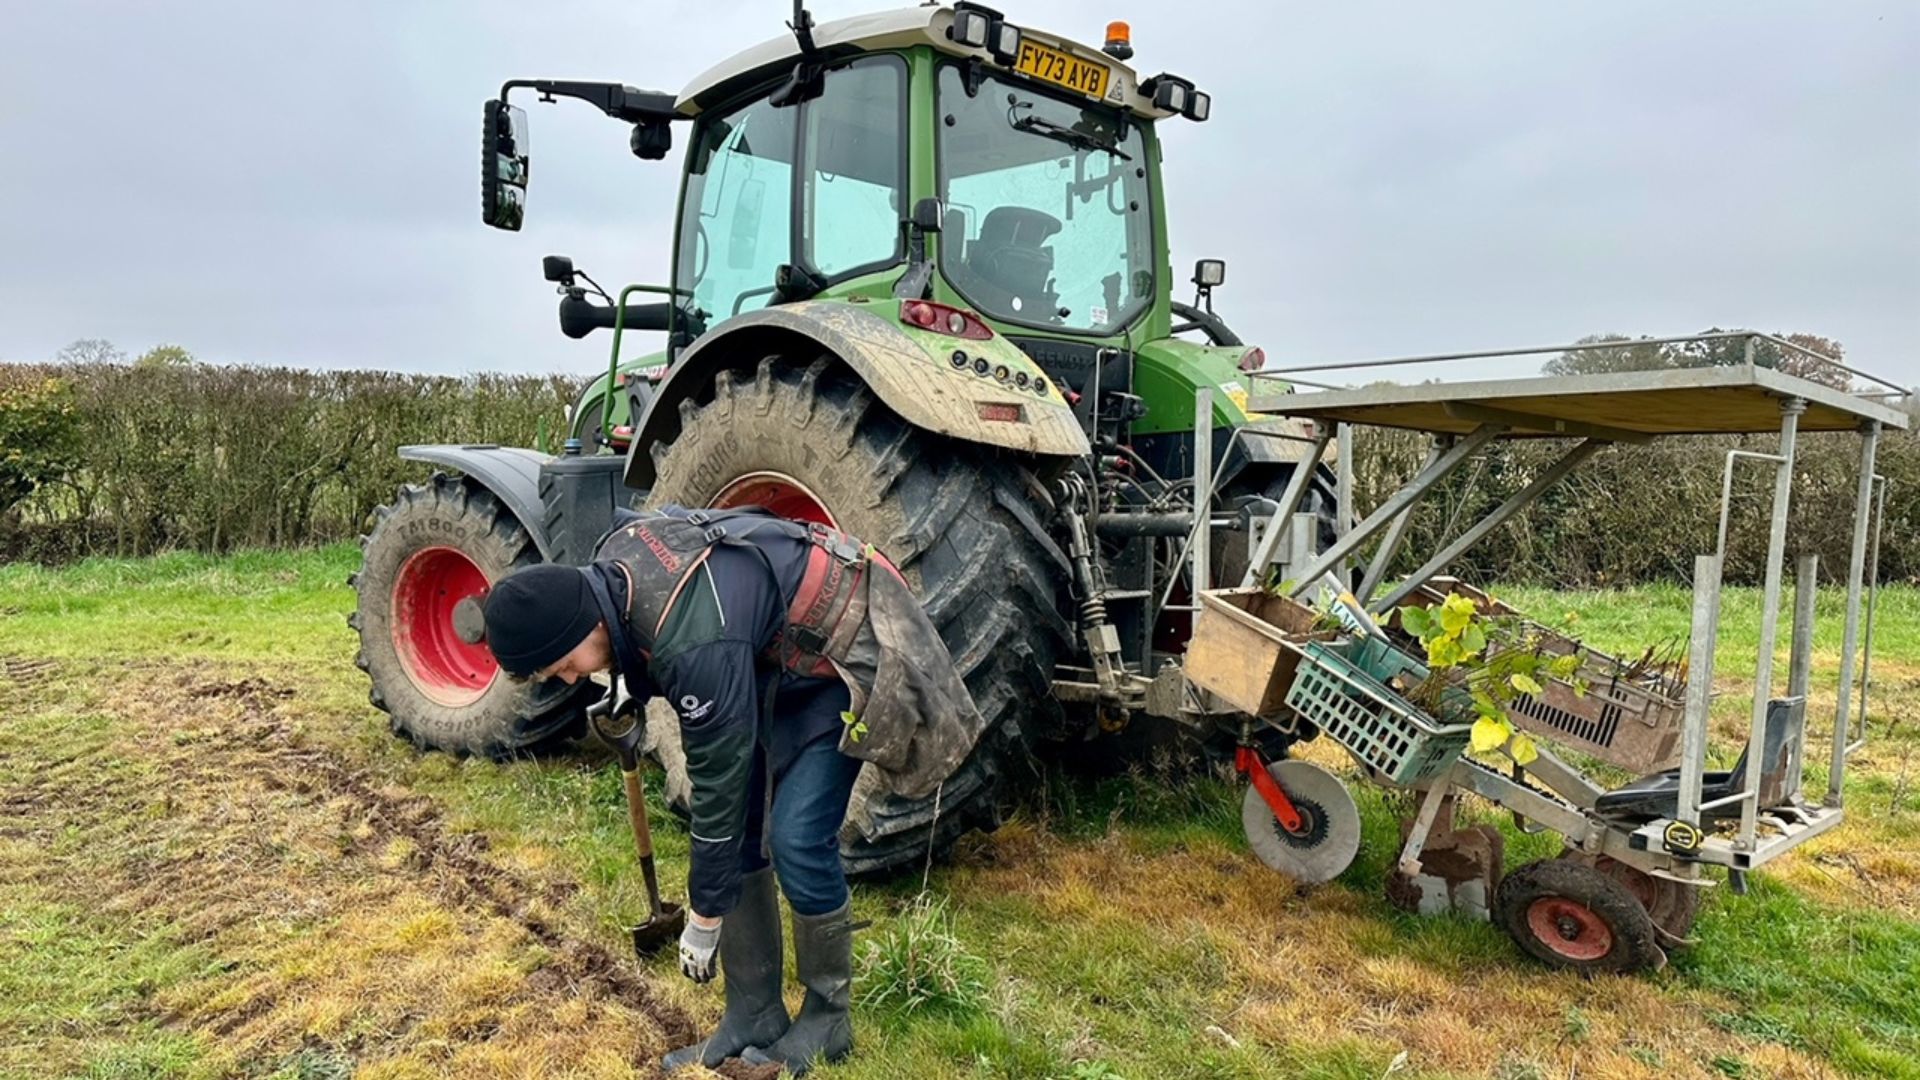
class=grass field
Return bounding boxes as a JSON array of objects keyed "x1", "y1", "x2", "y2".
[{"x1": 1, "y1": 546, "x2": 1916, "y2": 1080}]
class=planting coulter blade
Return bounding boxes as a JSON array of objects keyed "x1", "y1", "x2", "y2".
[{"x1": 1241, "y1": 760, "x2": 1361, "y2": 884}]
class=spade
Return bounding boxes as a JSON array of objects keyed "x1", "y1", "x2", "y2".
[{"x1": 590, "y1": 690, "x2": 687, "y2": 957}]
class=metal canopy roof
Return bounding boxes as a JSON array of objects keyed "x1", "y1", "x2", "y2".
[{"x1": 1246, "y1": 364, "x2": 1910, "y2": 439}]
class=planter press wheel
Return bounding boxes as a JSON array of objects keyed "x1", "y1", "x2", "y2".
[
  {"x1": 1558, "y1": 850, "x2": 1701, "y2": 943},
  {"x1": 1495, "y1": 859, "x2": 1666, "y2": 974},
  {"x1": 1241, "y1": 759, "x2": 1361, "y2": 885}
]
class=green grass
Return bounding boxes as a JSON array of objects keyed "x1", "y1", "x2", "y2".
[
  {"x1": 1679, "y1": 878, "x2": 1920, "y2": 1077},
  {"x1": 2, "y1": 545, "x2": 1917, "y2": 1078},
  {"x1": 0, "y1": 897, "x2": 222, "y2": 1078}
]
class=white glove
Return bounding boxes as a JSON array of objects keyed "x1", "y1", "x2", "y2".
[{"x1": 679, "y1": 915, "x2": 721, "y2": 983}]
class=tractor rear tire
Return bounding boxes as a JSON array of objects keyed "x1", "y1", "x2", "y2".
[
  {"x1": 350, "y1": 472, "x2": 598, "y2": 757},
  {"x1": 643, "y1": 356, "x2": 1071, "y2": 877}
]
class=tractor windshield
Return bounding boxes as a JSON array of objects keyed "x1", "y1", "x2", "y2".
[{"x1": 937, "y1": 66, "x2": 1153, "y2": 335}]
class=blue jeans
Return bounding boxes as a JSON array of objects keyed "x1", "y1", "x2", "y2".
[{"x1": 740, "y1": 678, "x2": 863, "y2": 916}]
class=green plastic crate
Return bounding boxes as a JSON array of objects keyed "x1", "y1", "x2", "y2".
[
  {"x1": 1348, "y1": 635, "x2": 1432, "y2": 687},
  {"x1": 1285, "y1": 638, "x2": 1474, "y2": 786}
]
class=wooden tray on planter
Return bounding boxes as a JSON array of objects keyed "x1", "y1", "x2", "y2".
[
  {"x1": 1389, "y1": 578, "x2": 1686, "y2": 773},
  {"x1": 1187, "y1": 588, "x2": 1333, "y2": 717}
]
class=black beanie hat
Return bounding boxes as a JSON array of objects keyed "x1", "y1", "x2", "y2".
[{"x1": 483, "y1": 564, "x2": 601, "y2": 678}]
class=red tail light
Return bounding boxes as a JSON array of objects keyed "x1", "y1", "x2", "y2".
[
  {"x1": 901, "y1": 300, "x2": 993, "y2": 341},
  {"x1": 1238, "y1": 346, "x2": 1267, "y2": 373}
]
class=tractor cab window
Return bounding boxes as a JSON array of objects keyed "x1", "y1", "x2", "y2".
[
  {"x1": 803, "y1": 61, "x2": 906, "y2": 277},
  {"x1": 676, "y1": 57, "x2": 906, "y2": 322},
  {"x1": 937, "y1": 66, "x2": 1153, "y2": 335},
  {"x1": 678, "y1": 96, "x2": 796, "y2": 321}
]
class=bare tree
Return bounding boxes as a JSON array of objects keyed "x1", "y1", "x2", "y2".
[{"x1": 54, "y1": 339, "x2": 126, "y2": 365}]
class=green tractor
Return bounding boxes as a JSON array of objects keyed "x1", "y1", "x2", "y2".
[{"x1": 351, "y1": 2, "x2": 1334, "y2": 874}]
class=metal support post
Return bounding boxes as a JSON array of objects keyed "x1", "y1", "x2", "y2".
[
  {"x1": 1854, "y1": 477, "x2": 1886, "y2": 752},
  {"x1": 1678, "y1": 554, "x2": 1723, "y2": 829},
  {"x1": 1286, "y1": 424, "x2": 1504, "y2": 599},
  {"x1": 1336, "y1": 423, "x2": 1354, "y2": 583},
  {"x1": 1739, "y1": 397, "x2": 1803, "y2": 847},
  {"x1": 1239, "y1": 422, "x2": 1334, "y2": 587},
  {"x1": 1192, "y1": 388, "x2": 1214, "y2": 598},
  {"x1": 1828, "y1": 421, "x2": 1881, "y2": 806},
  {"x1": 1358, "y1": 438, "x2": 1446, "y2": 605},
  {"x1": 1374, "y1": 439, "x2": 1606, "y2": 613},
  {"x1": 1786, "y1": 554, "x2": 1818, "y2": 798},
  {"x1": 1397, "y1": 782, "x2": 1455, "y2": 877},
  {"x1": 1288, "y1": 512, "x2": 1317, "y2": 577}
]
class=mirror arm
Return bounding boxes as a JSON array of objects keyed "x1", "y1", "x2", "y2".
[
  {"x1": 893, "y1": 198, "x2": 943, "y2": 300},
  {"x1": 499, "y1": 79, "x2": 679, "y2": 124},
  {"x1": 789, "y1": 1, "x2": 818, "y2": 55}
]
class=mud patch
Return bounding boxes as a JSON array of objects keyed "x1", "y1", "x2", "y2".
[
  {"x1": 184, "y1": 675, "x2": 295, "y2": 702},
  {"x1": 1, "y1": 663, "x2": 698, "y2": 1074},
  {"x1": 247, "y1": 733, "x2": 692, "y2": 1041},
  {"x1": 0, "y1": 655, "x2": 57, "y2": 681}
]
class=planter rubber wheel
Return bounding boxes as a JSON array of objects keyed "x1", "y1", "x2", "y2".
[
  {"x1": 1558, "y1": 851, "x2": 1702, "y2": 942},
  {"x1": 1495, "y1": 858, "x2": 1666, "y2": 973},
  {"x1": 1240, "y1": 759, "x2": 1361, "y2": 884},
  {"x1": 350, "y1": 472, "x2": 597, "y2": 757},
  {"x1": 643, "y1": 356, "x2": 1071, "y2": 877}
]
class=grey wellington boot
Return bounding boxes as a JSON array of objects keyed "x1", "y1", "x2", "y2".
[
  {"x1": 661, "y1": 868, "x2": 791, "y2": 1072},
  {"x1": 741, "y1": 903, "x2": 854, "y2": 1076}
]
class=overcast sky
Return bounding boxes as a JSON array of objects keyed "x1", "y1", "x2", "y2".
[{"x1": 3, "y1": 1, "x2": 1915, "y2": 385}]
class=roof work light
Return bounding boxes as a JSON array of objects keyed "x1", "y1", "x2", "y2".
[
  {"x1": 950, "y1": 1, "x2": 1019, "y2": 62},
  {"x1": 1144, "y1": 73, "x2": 1211, "y2": 122},
  {"x1": 948, "y1": 4, "x2": 993, "y2": 48},
  {"x1": 990, "y1": 20, "x2": 1022, "y2": 64}
]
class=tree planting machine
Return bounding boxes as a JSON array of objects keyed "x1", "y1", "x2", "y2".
[{"x1": 1184, "y1": 340, "x2": 1910, "y2": 971}]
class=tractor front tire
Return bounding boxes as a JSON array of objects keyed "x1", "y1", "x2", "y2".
[
  {"x1": 350, "y1": 472, "x2": 597, "y2": 757},
  {"x1": 644, "y1": 356, "x2": 1071, "y2": 877}
]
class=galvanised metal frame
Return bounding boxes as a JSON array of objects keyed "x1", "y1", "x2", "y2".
[{"x1": 1237, "y1": 334, "x2": 1908, "y2": 884}]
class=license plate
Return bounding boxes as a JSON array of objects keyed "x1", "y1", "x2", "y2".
[{"x1": 1013, "y1": 40, "x2": 1110, "y2": 99}]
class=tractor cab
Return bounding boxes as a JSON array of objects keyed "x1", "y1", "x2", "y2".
[{"x1": 483, "y1": 4, "x2": 1227, "y2": 415}]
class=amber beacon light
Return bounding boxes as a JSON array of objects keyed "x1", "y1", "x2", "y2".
[{"x1": 1102, "y1": 20, "x2": 1133, "y2": 60}]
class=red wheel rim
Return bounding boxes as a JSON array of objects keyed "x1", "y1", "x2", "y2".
[
  {"x1": 709, "y1": 471, "x2": 837, "y2": 526},
  {"x1": 391, "y1": 546, "x2": 497, "y2": 706},
  {"x1": 1526, "y1": 897, "x2": 1614, "y2": 961}
]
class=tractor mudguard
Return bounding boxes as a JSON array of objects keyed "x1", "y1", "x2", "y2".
[
  {"x1": 623, "y1": 300, "x2": 1090, "y2": 488},
  {"x1": 398, "y1": 444, "x2": 555, "y2": 559},
  {"x1": 1125, "y1": 337, "x2": 1332, "y2": 490}
]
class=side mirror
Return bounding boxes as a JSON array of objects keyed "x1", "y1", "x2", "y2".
[
  {"x1": 481, "y1": 100, "x2": 530, "y2": 231},
  {"x1": 911, "y1": 196, "x2": 944, "y2": 233},
  {"x1": 1194, "y1": 259, "x2": 1226, "y2": 288},
  {"x1": 542, "y1": 255, "x2": 576, "y2": 284}
]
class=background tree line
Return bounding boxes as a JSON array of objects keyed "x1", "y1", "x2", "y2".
[
  {"x1": 0, "y1": 341, "x2": 573, "y2": 561},
  {"x1": 2, "y1": 334, "x2": 1915, "y2": 585}
]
